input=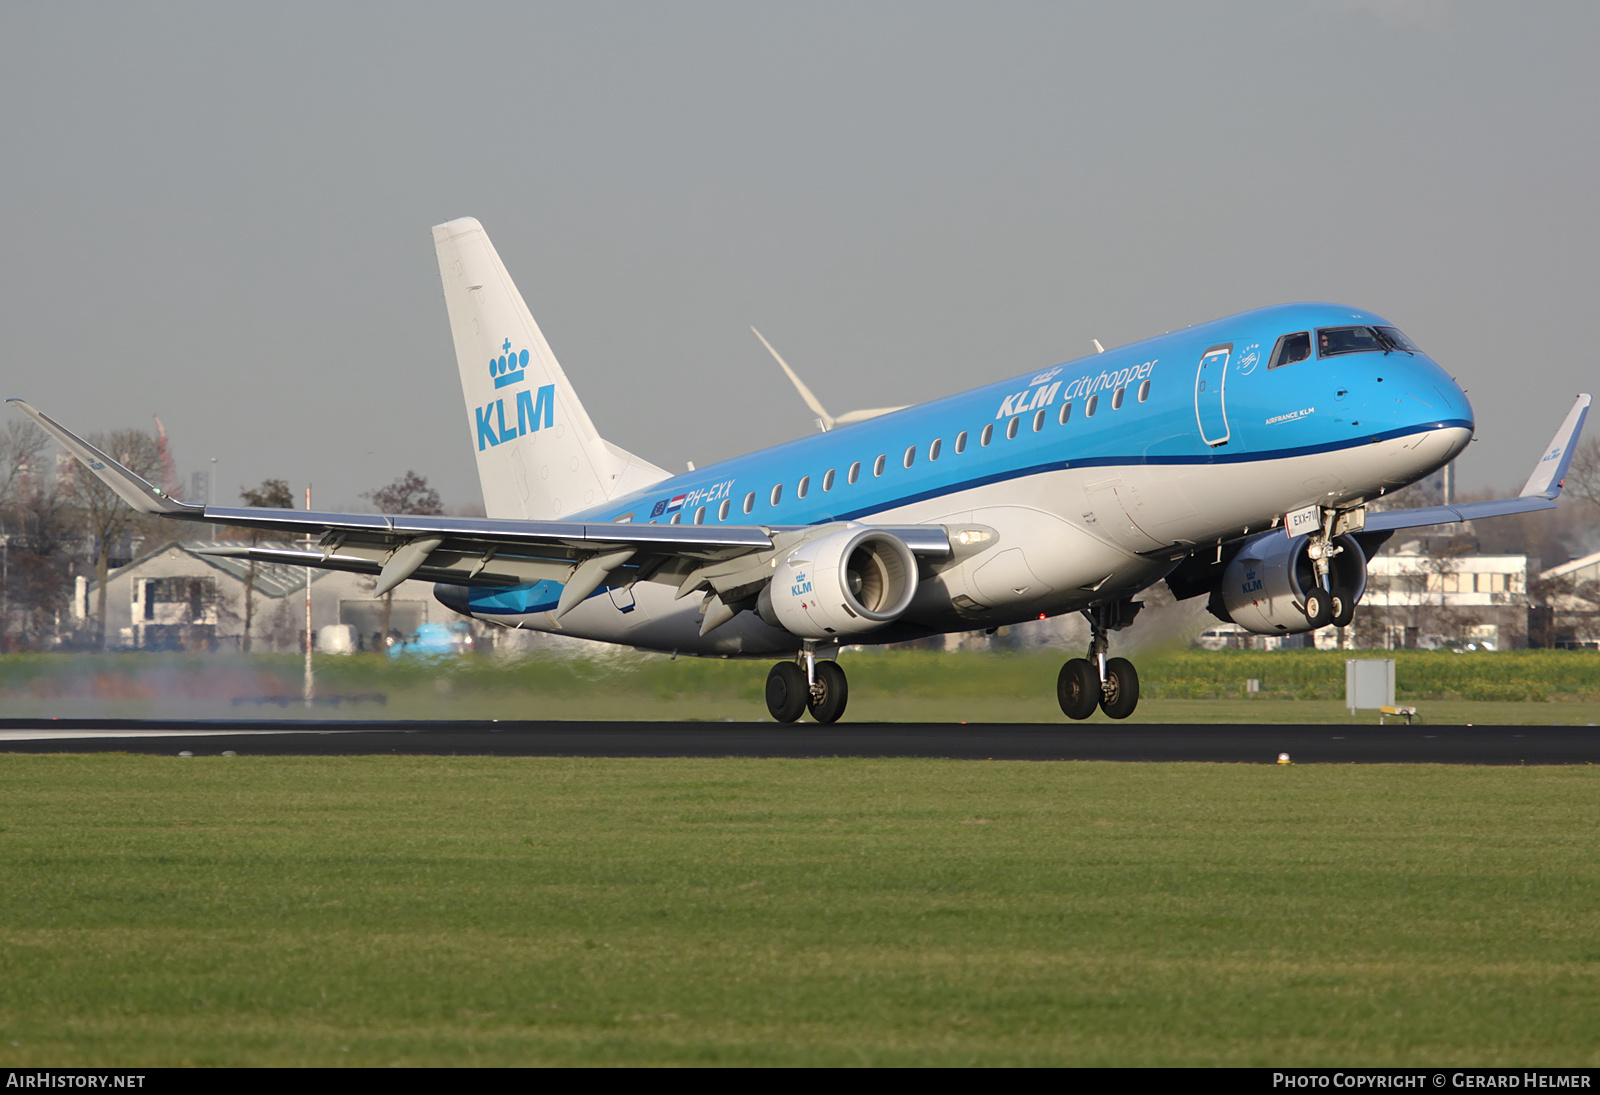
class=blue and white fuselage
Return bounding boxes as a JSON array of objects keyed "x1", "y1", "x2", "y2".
[{"x1": 450, "y1": 301, "x2": 1473, "y2": 655}]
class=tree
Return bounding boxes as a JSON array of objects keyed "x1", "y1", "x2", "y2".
[
  {"x1": 364, "y1": 471, "x2": 443, "y2": 516},
  {"x1": 1563, "y1": 437, "x2": 1600, "y2": 515},
  {"x1": 238, "y1": 478, "x2": 295, "y2": 653},
  {"x1": 0, "y1": 421, "x2": 49, "y2": 646},
  {"x1": 363, "y1": 472, "x2": 444, "y2": 647},
  {"x1": 6, "y1": 485, "x2": 76, "y2": 649},
  {"x1": 76, "y1": 430, "x2": 163, "y2": 649},
  {"x1": 0, "y1": 420, "x2": 46, "y2": 510}
]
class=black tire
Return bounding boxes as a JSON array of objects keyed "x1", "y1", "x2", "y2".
[
  {"x1": 1330, "y1": 586, "x2": 1356, "y2": 628},
  {"x1": 1057, "y1": 658, "x2": 1100, "y2": 720},
  {"x1": 1099, "y1": 657, "x2": 1140, "y2": 719},
  {"x1": 807, "y1": 661, "x2": 849, "y2": 724},
  {"x1": 1303, "y1": 588, "x2": 1332, "y2": 629},
  {"x1": 765, "y1": 662, "x2": 808, "y2": 723}
]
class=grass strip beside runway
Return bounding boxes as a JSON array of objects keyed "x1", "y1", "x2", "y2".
[
  {"x1": 5, "y1": 649, "x2": 1600, "y2": 723},
  {"x1": 0, "y1": 756, "x2": 1596, "y2": 1066}
]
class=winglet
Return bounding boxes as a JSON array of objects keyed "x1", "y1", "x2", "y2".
[
  {"x1": 1519, "y1": 394, "x2": 1590, "y2": 499},
  {"x1": 7, "y1": 400, "x2": 205, "y2": 517}
]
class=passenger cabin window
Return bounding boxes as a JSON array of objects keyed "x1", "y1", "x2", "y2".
[
  {"x1": 848, "y1": 461, "x2": 861, "y2": 485},
  {"x1": 823, "y1": 468, "x2": 836, "y2": 491},
  {"x1": 903, "y1": 445, "x2": 915, "y2": 469},
  {"x1": 1086, "y1": 394, "x2": 1098, "y2": 417},
  {"x1": 743, "y1": 491, "x2": 755, "y2": 514},
  {"x1": 873, "y1": 454, "x2": 886, "y2": 477},
  {"x1": 981, "y1": 424, "x2": 994, "y2": 446},
  {"x1": 955, "y1": 431, "x2": 967, "y2": 454},
  {"x1": 1006, "y1": 416, "x2": 1019, "y2": 440},
  {"x1": 1032, "y1": 408, "x2": 1046, "y2": 432},
  {"x1": 718, "y1": 499, "x2": 731, "y2": 521},
  {"x1": 1111, "y1": 386, "x2": 1124, "y2": 410},
  {"x1": 770, "y1": 484, "x2": 782, "y2": 506},
  {"x1": 1058, "y1": 401, "x2": 1072, "y2": 425},
  {"x1": 694, "y1": 505, "x2": 706, "y2": 524},
  {"x1": 1137, "y1": 379, "x2": 1150, "y2": 402},
  {"x1": 1268, "y1": 331, "x2": 1311, "y2": 369},
  {"x1": 929, "y1": 438, "x2": 942, "y2": 461},
  {"x1": 797, "y1": 475, "x2": 809, "y2": 499},
  {"x1": 670, "y1": 511, "x2": 681, "y2": 524}
]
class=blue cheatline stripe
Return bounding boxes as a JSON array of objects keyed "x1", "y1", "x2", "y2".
[
  {"x1": 823, "y1": 421, "x2": 1470, "y2": 521},
  {"x1": 466, "y1": 421, "x2": 1469, "y2": 612}
]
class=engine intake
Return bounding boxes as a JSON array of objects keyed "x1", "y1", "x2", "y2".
[
  {"x1": 1211, "y1": 532, "x2": 1367, "y2": 634},
  {"x1": 761, "y1": 528, "x2": 919, "y2": 639}
]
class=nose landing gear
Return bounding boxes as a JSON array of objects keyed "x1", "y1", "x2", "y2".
[
  {"x1": 1058, "y1": 600, "x2": 1143, "y2": 720},
  {"x1": 1306, "y1": 507, "x2": 1361, "y2": 631}
]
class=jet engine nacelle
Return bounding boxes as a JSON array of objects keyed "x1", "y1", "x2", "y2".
[
  {"x1": 760, "y1": 527, "x2": 919, "y2": 639},
  {"x1": 1212, "y1": 531, "x2": 1367, "y2": 634}
]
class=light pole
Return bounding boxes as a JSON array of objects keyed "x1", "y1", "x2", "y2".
[{"x1": 304, "y1": 484, "x2": 314, "y2": 708}]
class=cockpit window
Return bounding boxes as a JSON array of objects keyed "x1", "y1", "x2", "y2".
[
  {"x1": 1374, "y1": 326, "x2": 1421, "y2": 354},
  {"x1": 1267, "y1": 331, "x2": 1311, "y2": 370},
  {"x1": 1316, "y1": 325, "x2": 1419, "y2": 358},
  {"x1": 1316, "y1": 326, "x2": 1384, "y2": 357}
]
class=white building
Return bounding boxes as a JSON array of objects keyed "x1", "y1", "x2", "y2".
[
  {"x1": 1354, "y1": 546, "x2": 1529, "y2": 650},
  {"x1": 77, "y1": 540, "x2": 456, "y2": 651},
  {"x1": 1537, "y1": 550, "x2": 1600, "y2": 648}
]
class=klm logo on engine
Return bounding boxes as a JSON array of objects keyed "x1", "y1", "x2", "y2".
[
  {"x1": 791, "y1": 571, "x2": 813, "y2": 597},
  {"x1": 1242, "y1": 569, "x2": 1263, "y2": 595},
  {"x1": 476, "y1": 338, "x2": 555, "y2": 451}
]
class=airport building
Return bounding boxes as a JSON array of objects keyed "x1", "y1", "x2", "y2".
[
  {"x1": 1352, "y1": 547, "x2": 1531, "y2": 651},
  {"x1": 76, "y1": 539, "x2": 455, "y2": 652},
  {"x1": 1535, "y1": 549, "x2": 1600, "y2": 649}
]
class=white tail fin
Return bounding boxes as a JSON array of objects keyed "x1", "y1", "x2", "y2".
[{"x1": 432, "y1": 217, "x2": 668, "y2": 519}]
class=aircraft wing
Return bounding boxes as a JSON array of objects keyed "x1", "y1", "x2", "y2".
[
  {"x1": 1363, "y1": 394, "x2": 1590, "y2": 534},
  {"x1": 10, "y1": 400, "x2": 951, "y2": 612}
]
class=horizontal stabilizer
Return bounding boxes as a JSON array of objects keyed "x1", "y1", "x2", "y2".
[{"x1": 752, "y1": 328, "x2": 907, "y2": 432}]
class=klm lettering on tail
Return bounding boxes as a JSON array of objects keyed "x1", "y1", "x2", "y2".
[{"x1": 476, "y1": 384, "x2": 555, "y2": 450}]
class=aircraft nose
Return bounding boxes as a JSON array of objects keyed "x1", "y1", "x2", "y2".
[{"x1": 1402, "y1": 353, "x2": 1474, "y2": 430}]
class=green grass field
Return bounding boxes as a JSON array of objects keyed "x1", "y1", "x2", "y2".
[
  {"x1": 1, "y1": 756, "x2": 1596, "y2": 1066},
  {"x1": 3, "y1": 647, "x2": 1600, "y2": 723}
]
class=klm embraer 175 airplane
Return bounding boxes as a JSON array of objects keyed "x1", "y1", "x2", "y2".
[{"x1": 13, "y1": 218, "x2": 1590, "y2": 723}]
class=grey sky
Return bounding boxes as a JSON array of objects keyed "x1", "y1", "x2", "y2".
[{"x1": 2, "y1": 1, "x2": 1596, "y2": 512}]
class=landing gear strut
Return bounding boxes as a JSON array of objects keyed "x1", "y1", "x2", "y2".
[
  {"x1": 1306, "y1": 507, "x2": 1358, "y2": 630},
  {"x1": 1058, "y1": 600, "x2": 1142, "y2": 720},
  {"x1": 765, "y1": 648, "x2": 849, "y2": 724}
]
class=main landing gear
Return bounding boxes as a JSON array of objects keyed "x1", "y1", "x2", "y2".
[
  {"x1": 766, "y1": 649, "x2": 848, "y2": 724},
  {"x1": 1058, "y1": 601, "x2": 1142, "y2": 720}
]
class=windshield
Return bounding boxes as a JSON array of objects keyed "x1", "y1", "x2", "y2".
[
  {"x1": 1316, "y1": 325, "x2": 1421, "y2": 358},
  {"x1": 1374, "y1": 326, "x2": 1421, "y2": 354}
]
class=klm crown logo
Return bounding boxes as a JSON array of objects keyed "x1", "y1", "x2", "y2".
[
  {"x1": 475, "y1": 337, "x2": 554, "y2": 451},
  {"x1": 491, "y1": 338, "x2": 528, "y2": 390}
]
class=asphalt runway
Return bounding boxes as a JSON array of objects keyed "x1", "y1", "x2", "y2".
[{"x1": 0, "y1": 718, "x2": 1595, "y2": 763}]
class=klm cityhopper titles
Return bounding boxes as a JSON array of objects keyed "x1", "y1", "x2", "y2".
[{"x1": 14, "y1": 218, "x2": 1588, "y2": 723}]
